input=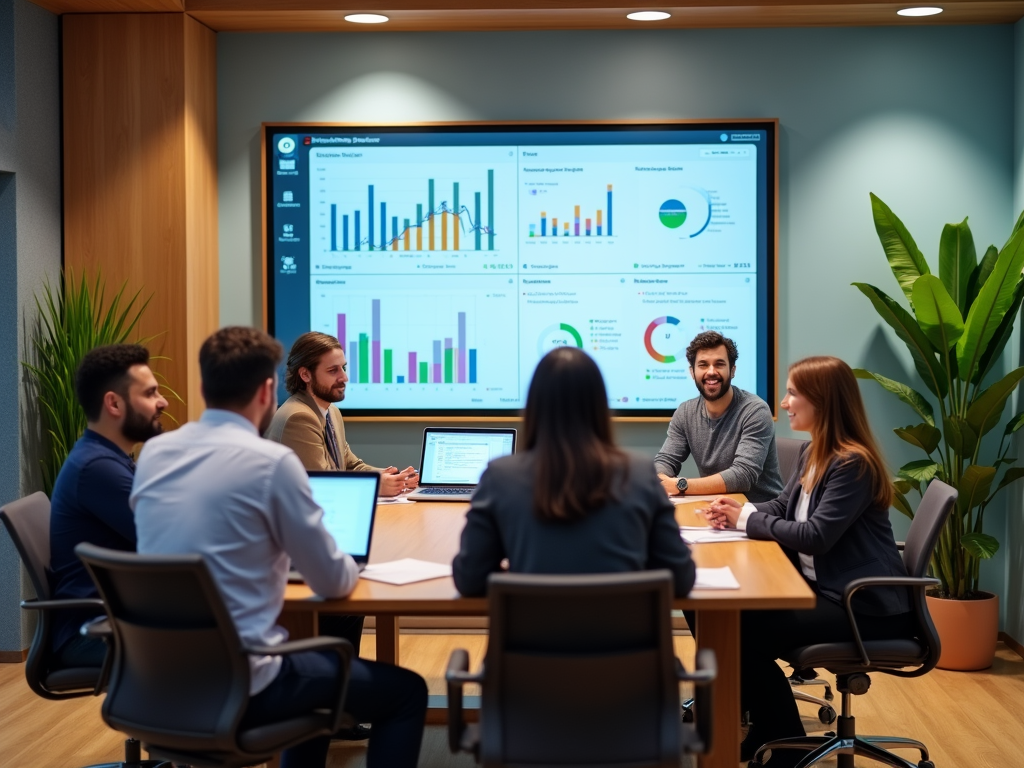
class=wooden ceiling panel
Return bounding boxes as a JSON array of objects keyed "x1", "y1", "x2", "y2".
[
  {"x1": 29, "y1": 0, "x2": 1024, "y2": 29},
  {"x1": 188, "y1": 4, "x2": 1024, "y2": 31},
  {"x1": 32, "y1": 0, "x2": 182, "y2": 14}
]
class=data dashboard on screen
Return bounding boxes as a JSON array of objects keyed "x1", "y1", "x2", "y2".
[{"x1": 265, "y1": 122, "x2": 777, "y2": 416}]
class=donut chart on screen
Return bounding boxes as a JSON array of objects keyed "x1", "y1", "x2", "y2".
[
  {"x1": 644, "y1": 316, "x2": 685, "y2": 363},
  {"x1": 537, "y1": 322, "x2": 584, "y2": 358}
]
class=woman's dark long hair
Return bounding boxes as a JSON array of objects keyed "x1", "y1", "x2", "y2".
[{"x1": 523, "y1": 347, "x2": 629, "y2": 521}]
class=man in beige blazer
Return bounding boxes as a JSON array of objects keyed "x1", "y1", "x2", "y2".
[{"x1": 264, "y1": 331, "x2": 418, "y2": 496}]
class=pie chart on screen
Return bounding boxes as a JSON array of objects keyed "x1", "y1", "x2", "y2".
[
  {"x1": 659, "y1": 199, "x2": 687, "y2": 229},
  {"x1": 644, "y1": 316, "x2": 686, "y2": 363}
]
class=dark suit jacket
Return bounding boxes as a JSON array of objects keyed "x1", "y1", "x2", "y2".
[
  {"x1": 746, "y1": 444, "x2": 910, "y2": 616},
  {"x1": 263, "y1": 390, "x2": 378, "y2": 472},
  {"x1": 452, "y1": 451, "x2": 696, "y2": 598}
]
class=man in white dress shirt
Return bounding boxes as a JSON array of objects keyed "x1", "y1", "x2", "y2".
[{"x1": 131, "y1": 326, "x2": 427, "y2": 768}]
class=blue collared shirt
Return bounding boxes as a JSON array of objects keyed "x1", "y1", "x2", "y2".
[
  {"x1": 50, "y1": 429, "x2": 138, "y2": 654},
  {"x1": 131, "y1": 409, "x2": 359, "y2": 694}
]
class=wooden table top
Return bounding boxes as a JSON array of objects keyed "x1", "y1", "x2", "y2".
[{"x1": 283, "y1": 497, "x2": 815, "y2": 614}]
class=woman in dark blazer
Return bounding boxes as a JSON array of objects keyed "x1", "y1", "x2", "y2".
[
  {"x1": 705, "y1": 356, "x2": 914, "y2": 766},
  {"x1": 452, "y1": 347, "x2": 696, "y2": 598}
]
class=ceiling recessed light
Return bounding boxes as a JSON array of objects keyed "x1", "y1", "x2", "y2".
[
  {"x1": 626, "y1": 11, "x2": 672, "y2": 21},
  {"x1": 896, "y1": 6, "x2": 943, "y2": 15},
  {"x1": 345, "y1": 13, "x2": 389, "y2": 23}
]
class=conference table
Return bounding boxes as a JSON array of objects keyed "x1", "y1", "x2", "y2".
[{"x1": 280, "y1": 497, "x2": 815, "y2": 768}]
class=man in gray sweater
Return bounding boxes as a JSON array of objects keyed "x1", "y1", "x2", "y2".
[{"x1": 653, "y1": 331, "x2": 783, "y2": 503}]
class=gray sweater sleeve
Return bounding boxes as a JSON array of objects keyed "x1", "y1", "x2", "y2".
[
  {"x1": 653, "y1": 407, "x2": 690, "y2": 476},
  {"x1": 719, "y1": 404, "x2": 777, "y2": 493}
]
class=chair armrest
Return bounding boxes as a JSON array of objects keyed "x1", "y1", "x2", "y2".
[
  {"x1": 842, "y1": 576, "x2": 940, "y2": 666},
  {"x1": 244, "y1": 637, "x2": 355, "y2": 733},
  {"x1": 677, "y1": 649, "x2": 716, "y2": 754},
  {"x1": 82, "y1": 616, "x2": 112, "y2": 639},
  {"x1": 446, "y1": 649, "x2": 484, "y2": 754},
  {"x1": 21, "y1": 597, "x2": 105, "y2": 612}
]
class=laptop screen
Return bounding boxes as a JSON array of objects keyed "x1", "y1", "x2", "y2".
[
  {"x1": 420, "y1": 429, "x2": 516, "y2": 486},
  {"x1": 307, "y1": 472, "x2": 379, "y2": 558}
]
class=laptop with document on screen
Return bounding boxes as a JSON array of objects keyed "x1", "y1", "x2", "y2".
[
  {"x1": 406, "y1": 427, "x2": 517, "y2": 502},
  {"x1": 289, "y1": 471, "x2": 380, "y2": 582}
]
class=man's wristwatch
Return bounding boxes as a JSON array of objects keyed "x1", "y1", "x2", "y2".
[{"x1": 676, "y1": 477, "x2": 688, "y2": 495}]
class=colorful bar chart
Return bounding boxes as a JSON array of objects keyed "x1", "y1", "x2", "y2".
[
  {"x1": 528, "y1": 184, "x2": 612, "y2": 238},
  {"x1": 329, "y1": 173, "x2": 497, "y2": 252},
  {"x1": 336, "y1": 305, "x2": 478, "y2": 385}
]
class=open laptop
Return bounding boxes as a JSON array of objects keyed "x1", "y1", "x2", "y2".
[
  {"x1": 289, "y1": 470, "x2": 380, "y2": 582},
  {"x1": 406, "y1": 427, "x2": 517, "y2": 502}
]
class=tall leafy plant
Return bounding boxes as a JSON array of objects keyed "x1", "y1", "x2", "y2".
[
  {"x1": 855, "y1": 194, "x2": 1024, "y2": 600},
  {"x1": 22, "y1": 271, "x2": 152, "y2": 494}
]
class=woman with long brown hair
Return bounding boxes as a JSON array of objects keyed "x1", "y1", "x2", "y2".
[
  {"x1": 705, "y1": 356, "x2": 914, "y2": 766},
  {"x1": 452, "y1": 346, "x2": 695, "y2": 597}
]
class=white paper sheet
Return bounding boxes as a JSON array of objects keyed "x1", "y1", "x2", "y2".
[
  {"x1": 680, "y1": 527, "x2": 749, "y2": 545},
  {"x1": 694, "y1": 566, "x2": 741, "y2": 590},
  {"x1": 670, "y1": 495, "x2": 721, "y2": 505},
  {"x1": 360, "y1": 558, "x2": 452, "y2": 585},
  {"x1": 376, "y1": 495, "x2": 415, "y2": 504}
]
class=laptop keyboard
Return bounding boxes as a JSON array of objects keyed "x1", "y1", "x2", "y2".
[{"x1": 418, "y1": 487, "x2": 471, "y2": 495}]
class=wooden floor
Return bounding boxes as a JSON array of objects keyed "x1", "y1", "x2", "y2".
[{"x1": 1, "y1": 635, "x2": 1021, "y2": 768}]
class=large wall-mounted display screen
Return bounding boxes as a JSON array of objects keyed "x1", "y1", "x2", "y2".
[{"x1": 264, "y1": 122, "x2": 777, "y2": 416}]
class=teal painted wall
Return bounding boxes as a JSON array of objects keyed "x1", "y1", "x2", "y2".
[
  {"x1": 0, "y1": 0, "x2": 62, "y2": 652},
  {"x1": 218, "y1": 26, "x2": 1018, "y2": 628}
]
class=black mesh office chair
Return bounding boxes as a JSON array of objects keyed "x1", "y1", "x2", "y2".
[
  {"x1": 774, "y1": 438, "x2": 837, "y2": 725},
  {"x1": 750, "y1": 479, "x2": 957, "y2": 768},
  {"x1": 446, "y1": 570, "x2": 716, "y2": 768},
  {"x1": 75, "y1": 542, "x2": 355, "y2": 768},
  {"x1": 0, "y1": 492, "x2": 165, "y2": 767}
]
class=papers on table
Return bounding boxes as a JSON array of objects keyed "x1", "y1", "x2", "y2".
[
  {"x1": 680, "y1": 526, "x2": 749, "y2": 545},
  {"x1": 360, "y1": 558, "x2": 452, "y2": 585},
  {"x1": 694, "y1": 566, "x2": 741, "y2": 590},
  {"x1": 377, "y1": 495, "x2": 415, "y2": 504},
  {"x1": 670, "y1": 494, "x2": 720, "y2": 505}
]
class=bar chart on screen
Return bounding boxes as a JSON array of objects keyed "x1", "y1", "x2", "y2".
[
  {"x1": 310, "y1": 276, "x2": 521, "y2": 409},
  {"x1": 309, "y1": 146, "x2": 517, "y2": 265}
]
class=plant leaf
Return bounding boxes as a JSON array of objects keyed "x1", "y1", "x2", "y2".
[
  {"x1": 972, "y1": 279, "x2": 1024, "y2": 385},
  {"x1": 893, "y1": 478, "x2": 916, "y2": 495},
  {"x1": 966, "y1": 245, "x2": 999, "y2": 310},
  {"x1": 912, "y1": 274, "x2": 965, "y2": 352},
  {"x1": 893, "y1": 423, "x2": 942, "y2": 454},
  {"x1": 939, "y1": 217, "x2": 977, "y2": 313},
  {"x1": 898, "y1": 459, "x2": 942, "y2": 484},
  {"x1": 958, "y1": 464, "x2": 996, "y2": 511},
  {"x1": 993, "y1": 467, "x2": 1024, "y2": 497},
  {"x1": 854, "y1": 369, "x2": 936, "y2": 426},
  {"x1": 943, "y1": 415, "x2": 978, "y2": 457},
  {"x1": 1004, "y1": 410, "x2": 1024, "y2": 437},
  {"x1": 870, "y1": 193, "x2": 931, "y2": 305},
  {"x1": 892, "y1": 487, "x2": 914, "y2": 519},
  {"x1": 852, "y1": 283, "x2": 947, "y2": 398},
  {"x1": 965, "y1": 367, "x2": 1024, "y2": 438},
  {"x1": 961, "y1": 532, "x2": 999, "y2": 560},
  {"x1": 957, "y1": 224, "x2": 1024, "y2": 382}
]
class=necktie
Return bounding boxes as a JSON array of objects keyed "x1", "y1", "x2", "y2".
[{"x1": 324, "y1": 410, "x2": 342, "y2": 469}]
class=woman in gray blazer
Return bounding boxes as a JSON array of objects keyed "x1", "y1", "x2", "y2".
[
  {"x1": 705, "y1": 356, "x2": 915, "y2": 765},
  {"x1": 452, "y1": 347, "x2": 695, "y2": 598}
]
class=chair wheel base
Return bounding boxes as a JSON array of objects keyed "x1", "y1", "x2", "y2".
[{"x1": 818, "y1": 705, "x2": 837, "y2": 725}]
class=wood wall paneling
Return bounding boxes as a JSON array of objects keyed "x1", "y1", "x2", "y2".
[{"x1": 63, "y1": 13, "x2": 218, "y2": 425}]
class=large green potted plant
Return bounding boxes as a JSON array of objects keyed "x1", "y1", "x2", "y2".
[
  {"x1": 853, "y1": 194, "x2": 1024, "y2": 669},
  {"x1": 22, "y1": 271, "x2": 161, "y2": 495}
]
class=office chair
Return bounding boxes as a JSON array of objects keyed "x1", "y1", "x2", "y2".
[
  {"x1": 749, "y1": 479, "x2": 956, "y2": 768},
  {"x1": 446, "y1": 570, "x2": 717, "y2": 768},
  {"x1": 774, "y1": 437, "x2": 837, "y2": 725},
  {"x1": 75, "y1": 542, "x2": 355, "y2": 768},
  {"x1": 0, "y1": 492, "x2": 165, "y2": 768}
]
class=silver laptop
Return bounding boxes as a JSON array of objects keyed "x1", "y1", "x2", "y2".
[
  {"x1": 289, "y1": 471, "x2": 380, "y2": 582},
  {"x1": 406, "y1": 427, "x2": 517, "y2": 502}
]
